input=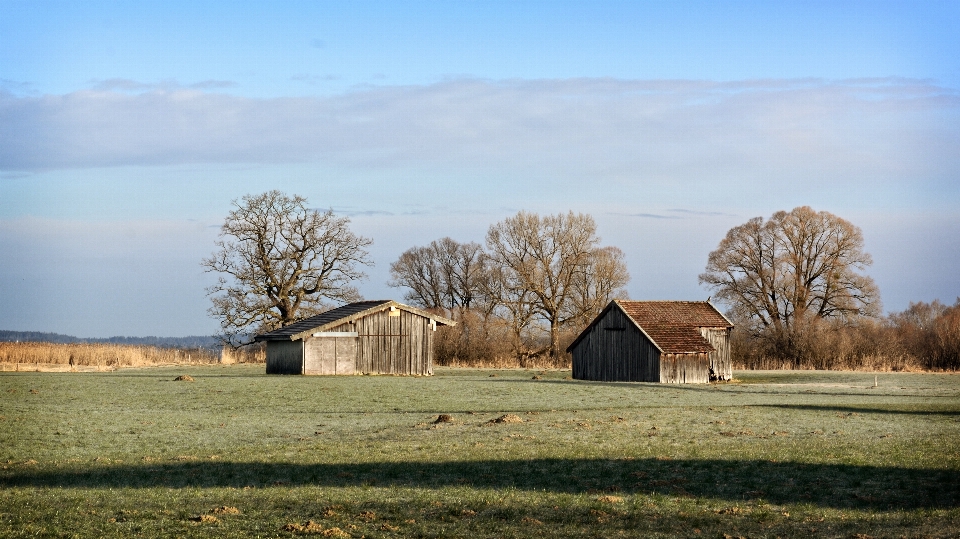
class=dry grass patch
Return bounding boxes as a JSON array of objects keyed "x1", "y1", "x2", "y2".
[{"x1": 211, "y1": 506, "x2": 241, "y2": 515}]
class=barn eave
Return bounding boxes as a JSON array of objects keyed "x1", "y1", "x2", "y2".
[{"x1": 255, "y1": 300, "x2": 456, "y2": 343}]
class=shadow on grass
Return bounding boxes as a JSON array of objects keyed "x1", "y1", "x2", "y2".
[
  {"x1": 3, "y1": 457, "x2": 956, "y2": 510},
  {"x1": 749, "y1": 403, "x2": 960, "y2": 416}
]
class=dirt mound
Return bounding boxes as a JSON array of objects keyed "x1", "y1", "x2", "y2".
[
  {"x1": 489, "y1": 414, "x2": 523, "y2": 424},
  {"x1": 211, "y1": 506, "x2": 241, "y2": 515},
  {"x1": 433, "y1": 414, "x2": 454, "y2": 423},
  {"x1": 173, "y1": 375, "x2": 195, "y2": 382}
]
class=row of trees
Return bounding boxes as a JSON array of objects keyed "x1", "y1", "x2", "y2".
[
  {"x1": 388, "y1": 212, "x2": 629, "y2": 363},
  {"x1": 203, "y1": 192, "x2": 957, "y2": 370},
  {"x1": 202, "y1": 192, "x2": 629, "y2": 364}
]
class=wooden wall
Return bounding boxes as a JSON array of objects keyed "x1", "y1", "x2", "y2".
[
  {"x1": 267, "y1": 308, "x2": 437, "y2": 376},
  {"x1": 659, "y1": 352, "x2": 710, "y2": 383},
  {"x1": 700, "y1": 327, "x2": 732, "y2": 381},
  {"x1": 313, "y1": 308, "x2": 434, "y2": 375},
  {"x1": 571, "y1": 306, "x2": 660, "y2": 382},
  {"x1": 265, "y1": 340, "x2": 303, "y2": 375}
]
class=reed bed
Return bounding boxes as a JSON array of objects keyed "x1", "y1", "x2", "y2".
[{"x1": 0, "y1": 341, "x2": 264, "y2": 370}]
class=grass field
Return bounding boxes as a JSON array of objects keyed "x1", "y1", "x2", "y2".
[{"x1": 1, "y1": 367, "x2": 958, "y2": 538}]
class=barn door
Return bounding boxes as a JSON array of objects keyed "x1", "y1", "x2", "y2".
[
  {"x1": 305, "y1": 334, "x2": 358, "y2": 375},
  {"x1": 334, "y1": 337, "x2": 357, "y2": 374}
]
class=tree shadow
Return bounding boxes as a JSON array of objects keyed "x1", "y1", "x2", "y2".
[
  {"x1": 3, "y1": 457, "x2": 956, "y2": 510},
  {"x1": 749, "y1": 403, "x2": 960, "y2": 416}
]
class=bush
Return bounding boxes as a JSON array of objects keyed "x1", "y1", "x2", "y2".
[{"x1": 730, "y1": 298, "x2": 960, "y2": 371}]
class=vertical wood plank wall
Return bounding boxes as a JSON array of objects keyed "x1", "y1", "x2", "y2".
[
  {"x1": 265, "y1": 340, "x2": 304, "y2": 374},
  {"x1": 267, "y1": 308, "x2": 437, "y2": 375},
  {"x1": 700, "y1": 327, "x2": 732, "y2": 381},
  {"x1": 353, "y1": 309, "x2": 432, "y2": 375},
  {"x1": 659, "y1": 352, "x2": 710, "y2": 383},
  {"x1": 571, "y1": 307, "x2": 660, "y2": 382}
]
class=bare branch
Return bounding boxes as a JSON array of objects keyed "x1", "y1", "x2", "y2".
[{"x1": 202, "y1": 191, "x2": 373, "y2": 344}]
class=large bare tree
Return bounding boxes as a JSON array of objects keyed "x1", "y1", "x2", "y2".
[
  {"x1": 699, "y1": 206, "x2": 880, "y2": 358},
  {"x1": 203, "y1": 191, "x2": 373, "y2": 346},
  {"x1": 485, "y1": 211, "x2": 629, "y2": 358},
  {"x1": 388, "y1": 237, "x2": 488, "y2": 315}
]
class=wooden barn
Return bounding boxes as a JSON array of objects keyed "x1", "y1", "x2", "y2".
[
  {"x1": 254, "y1": 300, "x2": 455, "y2": 375},
  {"x1": 567, "y1": 300, "x2": 733, "y2": 383}
]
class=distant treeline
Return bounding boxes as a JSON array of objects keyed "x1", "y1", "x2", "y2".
[{"x1": 0, "y1": 331, "x2": 221, "y2": 349}]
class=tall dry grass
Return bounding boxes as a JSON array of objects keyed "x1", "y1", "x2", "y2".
[
  {"x1": 433, "y1": 310, "x2": 574, "y2": 369},
  {"x1": 0, "y1": 341, "x2": 263, "y2": 370}
]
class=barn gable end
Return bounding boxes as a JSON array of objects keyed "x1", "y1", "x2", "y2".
[
  {"x1": 568, "y1": 300, "x2": 733, "y2": 383},
  {"x1": 255, "y1": 300, "x2": 454, "y2": 376}
]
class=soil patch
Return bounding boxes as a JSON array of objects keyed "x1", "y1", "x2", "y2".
[{"x1": 489, "y1": 414, "x2": 523, "y2": 424}]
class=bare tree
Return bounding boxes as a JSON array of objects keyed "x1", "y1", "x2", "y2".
[
  {"x1": 699, "y1": 206, "x2": 880, "y2": 360},
  {"x1": 567, "y1": 245, "x2": 631, "y2": 327},
  {"x1": 388, "y1": 237, "x2": 488, "y2": 315},
  {"x1": 203, "y1": 191, "x2": 373, "y2": 346},
  {"x1": 486, "y1": 211, "x2": 628, "y2": 358}
]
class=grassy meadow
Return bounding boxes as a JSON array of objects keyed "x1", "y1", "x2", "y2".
[{"x1": 1, "y1": 366, "x2": 958, "y2": 538}]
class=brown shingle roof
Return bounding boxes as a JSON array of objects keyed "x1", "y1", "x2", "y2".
[{"x1": 617, "y1": 300, "x2": 732, "y2": 354}]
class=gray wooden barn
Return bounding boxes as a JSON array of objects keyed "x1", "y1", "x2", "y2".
[
  {"x1": 567, "y1": 300, "x2": 733, "y2": 383},
  {"x1": 255, "y1": 300, "x2": 455, "y2": 375}
]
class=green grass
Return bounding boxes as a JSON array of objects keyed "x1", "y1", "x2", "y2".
[{"x1": 1, "y1": 366, "x2": 958, "y2": 538}]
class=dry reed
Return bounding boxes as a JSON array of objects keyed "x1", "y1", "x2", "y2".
[{"x1": 0, "y1": 342, "x2": 265, "y2": 370}]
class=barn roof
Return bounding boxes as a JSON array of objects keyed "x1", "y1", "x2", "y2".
[
  {"x1": 567, "y1": 300, "x2": 732, "y2": 354},
  {"x1": 254, "y1": 300, "x2": 456, "y2": 342}
]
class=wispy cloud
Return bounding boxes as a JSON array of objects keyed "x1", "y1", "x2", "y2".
[
  {"x1": 609, "y1": 212, "x2": 683, "y2": 220},
  {"x1": 1, "y1": 78, "x2": 957, "y2": 202},
  {"x1": 0, "y1": 78, "x2": 37, "y2": 95},
  {"x1": 190, "y1": 80, "x2": 236, "y2": 89},
  {"x1": 667, "y1": 208, "x2": 738, "y2": 217},
  {"x1": 88, "y1": 78, "x2": 236, "y2": 92},
  {"x1": 327, "y1": 207, "x2": 394, "y2": 217},
  {"x1": 291, "y1": 74, "x2": 339, "y2": 84}
]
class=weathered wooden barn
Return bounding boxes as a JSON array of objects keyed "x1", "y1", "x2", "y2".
[
  {"x1": 567, "y1": 300, "x2": 733, "y2": 383},
  {"x1": 255, "y1": 300, "x2": 455, "y2": 375}
]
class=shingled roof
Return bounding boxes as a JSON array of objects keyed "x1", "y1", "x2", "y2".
[
  {"x1": 254, "y1": 300, "x2": 455, "y2": 342},
  {"x1": 568, "y1": 300, "x2": 732, "y2": 354}
]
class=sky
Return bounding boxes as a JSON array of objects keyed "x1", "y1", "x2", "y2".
[{"x1": 1, "y1": 0, "x2": 958, "y2": 338}]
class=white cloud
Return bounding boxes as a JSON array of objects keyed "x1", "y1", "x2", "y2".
[{"x1": 2, "y1": 78, "x2": 956, "y2": 200}]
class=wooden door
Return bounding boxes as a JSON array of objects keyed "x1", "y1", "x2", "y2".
[
  {"x1": 335, "y1": 337, "x2": 357, "y2": 374},
  {"x1": 304, "y1": 338, "x2": 336, "y2": 375}
]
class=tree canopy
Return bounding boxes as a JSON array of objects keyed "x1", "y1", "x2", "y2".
[
  {"x1": 699, "y1": 206, "x2": 879, "y2": 359},
  {"x1": 203, "y1": 191, "x2": 373, "y2": 346}
]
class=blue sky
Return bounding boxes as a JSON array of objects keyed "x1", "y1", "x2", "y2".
[{"x1": 1, "y1": 1, "x2": 958, "y2": 337}]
